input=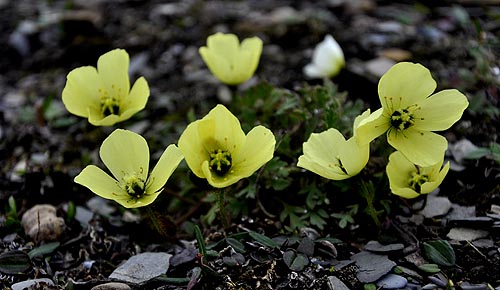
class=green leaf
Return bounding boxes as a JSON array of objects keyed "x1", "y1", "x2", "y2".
[
  {"x1": 423, "y1": 240, "x2": 456, "y2": 267},
  {"x1": 226, "y1": 237, "x2": 246, "y2": 253},
  {"x1": 28, "y1": 242, "x2": 60, "y2": 259},
  {"x1": 194, "y1": 225, "x2": 206, "y2": 257},
  {"x1": 249, "y1": 231, "x2": 279, "y2": 249},
  {"x1": 418, "y1": 263, "x2": 441, "y2": 273},
  {"x1": 283, "y1": 250, "x2": 309, "y2": 271},
  {"x1": 0, "y1": 250, "x2": 31, "y2": 274}
]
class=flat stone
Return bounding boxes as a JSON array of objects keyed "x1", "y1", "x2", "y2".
[
  {"x1": 419, "y1": 195, "x2": 452, "y2": 218},
  {"x1": 447, "y1": 216, "x2": 493, "y2": 228},
  {"x1": 351, "y1": 251, "x2": 396, "y2": 283},
  {"x1": 327, "y1": 276, "x2": 351, "y2": 290},
  {"x1": 447, "y1": 204, "x2": 476, "y2": 220},
  {"x1": 91, "y1": 282, "x2": 131, "y2": 290},
  {"x1": 365, "y1": 57, "x2": 396, "y2": 78},
  {"x1": 447, "y1": 227, "x2": 489, "y2": 241},
  {"x1": 376, "y1": 274, "x2": 408, "y2": 289},
  {"x1": 12, "y1": 278, "x2": 54, "y2": 290},
  {"x1": 109, "y1": 252, "x2": 172, "y2": 284},
  {"x1": 364, "y1": 240, "x2": 404, "y2": 253}
]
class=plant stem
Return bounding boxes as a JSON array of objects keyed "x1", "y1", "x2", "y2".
[
  {"x1": 358, "y1": 179, "x2": 381, "y2": 227},
  {"x1": 146, "y1": 207, "x2": 165, "y2": 236},
  {"x1": 217, "y1": 189, "x2": 229, "y2": 229}
]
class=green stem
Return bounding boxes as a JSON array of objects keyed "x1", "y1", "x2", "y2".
[
  {"x1": 358, "y1": 179, "x2": 381, "y2": 227},
  {"x1": 146, "y1": 207, "x2": 165, "y2": 236},
  {"x1": 217, "y1": 189, "x2": 229, "y2": 229}
]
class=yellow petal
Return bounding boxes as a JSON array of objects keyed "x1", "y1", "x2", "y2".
[
  {"x1": 421, "y1": 161, "x2": 450, "y2": 194},
  {"x1": 297, "y1": 128, "x2": 350, "y2": 180},
  {"x1": 123, "y1": 76, "x2": 149, "y2": 111},
  {"x1": 146, "y1": 144, "x2": 184, "y2": 194},
  {"x1": 199, "y1": 33, "x2": 240, "y2": 84},
  {"x1": 378, "y1": 62, "x2": 436, "y2": 110},
  {"x1": 199, "y1": 105, "x2": 246, "y2": 153},
  {"x1": 100, "y1": 129, "x2": 150, "y2": 182},
  {"x1": 387, "y1": 128, "x2": 447, "y2": 167},
  {"x1": 88, "y1": 113, "x2": 122, "y2": 126},
  {"x1": 231, "y1": 125, "x2": 275, "y2": 178},
  {"x1": 97, "y1": 49, "x2": 130, "y2": 100},
  {"x1": 355, "y1": 108, "x2": 391, "y2": 145},
  {"x1": 178, "y1": 119, "x2": 209, "y2": 178},
  {"x1": 413, "y1": 89, "x2": 469, "y2": 131},
  {"x1": 74, "y1": 165, "x2": 128, "y2": 200},
  {"x1": 339, "y1": 137, "x2": 369, "y2": 176},
  {"x1": 199, "y1": 46, "x2": 232, "y2": 84},
  {"x1": 386, "y1": 152, "x2": 420, "y2": 199},
  {"x1": 62, "y1": 66, "x2": 101, "y2": 117},
  {"x1": 201, "y1": 160, "x2": 241, "y2": 188}
]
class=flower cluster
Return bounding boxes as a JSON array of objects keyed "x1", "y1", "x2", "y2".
[
  {"x1": 298, "y1": 62, "x2": 468, "y2": 198},
  {"x1": 66, "y1": 33, "x2": 468, "y2": 214}
]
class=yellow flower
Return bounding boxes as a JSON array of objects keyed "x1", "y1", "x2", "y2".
[
  {"x1": 304, "y1": 35, "x2": 345, "y2": 79},
  {"x1": 297, "y1": 110, "x2": 370, "y2": 180},
  {"x1": 199, "y1": 33, "x2": 263, "y2": 85},
  {"x1": 62, "y1": 49, "x2": 149, "y2": 126},
  {"x1": 74, "y1": 129, "x2": 183, "y2": 208},
  {"x1": 356, "y1": 62, "x2": 469, "y2": 167},
  {"x1": 178, "y1": 104, "x2": 275, "y2": 188},
  {"x1": 386, "y1": 151, "x2": 450, "y2": 199}
]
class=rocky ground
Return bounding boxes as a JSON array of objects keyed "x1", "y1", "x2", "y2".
[{"x1": 0, "y1": 0, "x2": 499, "y2": 289}]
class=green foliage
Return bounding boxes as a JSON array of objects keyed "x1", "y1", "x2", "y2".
[
  {"x1": 423, "y1": 240, "x2": 456, "y2": 267},
  {"x1": 225, "y1": 80, "x2": 365, "y2": 231}
]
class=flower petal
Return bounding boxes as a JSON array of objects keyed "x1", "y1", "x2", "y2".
[
  {"x1": 199, "y1": 46, "x2": 232, "y2": 84},
  {"x1": 146, "y1": 144, "x2": 184, "y2": 194},
  {"x1": 178, "y1": 119, "x2": 209, "y2": 178},
  {"x1": 97, "y1": 49, "x2": 130, "y2": 99},
  {"x1": 232, "y1": 125, "x2": 275, "y2": 177},
  {"x1": 413, "y1": 89, "x2": 469, "y2": 131},
  {"x1": 201, "y1": 160, "x2": 241, "y2": 188},
  {"x1": 386, "y1": 152, "x2": 420, "y2": 199},
  {"x1": 62, "y1": 66, "x2": 101, "y2": 117},
  {"x1": 387, "y1": 128, "x2": 447, "y2": 167},
  {"x1": 421, "y1": 161, "x2": 450, "y2": 194},
  {"x1": 74, "y1": 165, "x2": 127, "y2": 200},
  {"x1": 355, "y1": 108, "x2": 390, "y2": 145},
  {"x1": 123, "y1": 76, "x2": 150, "y2": 112},
  {"x1": 339, "y1": 137, "x2": 369, "y2": 177},
  {"x1": 100, "y1": 129, "x2": 150, "y2": 182},
  {"x1": 378, "y1": 62, "x2": 436, "y2": 110},
  {"x1": 199, "y1": 105, "x2": 246, "y2": 153},
  {"x1": 297, "y1": 128, "x2": 349, "y2": 180}
]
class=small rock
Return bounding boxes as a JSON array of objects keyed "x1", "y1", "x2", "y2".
[
  {"x1": 376, "y1": 274, "x2": 408, "y2": 289},
  {"x1": 446, "y1": 204, "x2": 476, "y2": 220},
  {"x1": 447, "y1": 217, "x2": 493, "y2": 228},
  {"x1": 365, "y1": 57, "x2": 396, "y2": 78},
  {"x1": 447, "y1": 227, "x2": 489, "y2": 241},
  {"x1": 472, "y1": 239, "x2": 494, "y2": 249},
  {"x1": 86, "y1": 197, "x2": 116, "y2": 216},
  {"x1": 364, "y1": 240, "x2": 404, "y2": 253},
  {"x1": 109, "y1": 252, "x2": 172, "y2": 284},
  {"x1": 419, "y1": 195, "x2": 452, "y2": 218},
  {"x1": 91, "y1": 282, "x2": 131, "y2": 290},
  {"x1": 378, "y1": 48, "x2": 412, "y2": 62},
  {"x1": 21, "y1": 204, "x2": 65, "y2": 242},
  {"x1": 327, "y1": 276, "x2": 350, "y2": 290},
  {"x1": 11, "y1": 278, "x2": 54, "y2": 290},
  {"x1": 449, "y1": 139, "x2": 479, "y2": 163},
  {"x1": 351, "y1": 251, "x2": 396, "y2": 283}
]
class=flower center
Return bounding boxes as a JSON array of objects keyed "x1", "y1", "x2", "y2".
[
  {"x1": 390, "y1": 108, "x2": 415, "y2": 130},
  {"x1": 209, "y1": 149, "x2": 232, "y2": 176},
  {"x1": 408, "y1": 171, "x2": 429, "y2": 193},
  {"x1": 122, "y1": 174, "x2": 146, "y2": 199},
  {"x1": 99, "y1": 87, "x2": 121, "y2": 117}
]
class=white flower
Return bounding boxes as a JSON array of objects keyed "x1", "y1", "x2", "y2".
[{"x1": 304, "y1": 35, "x2": 345, "y2": 79}]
